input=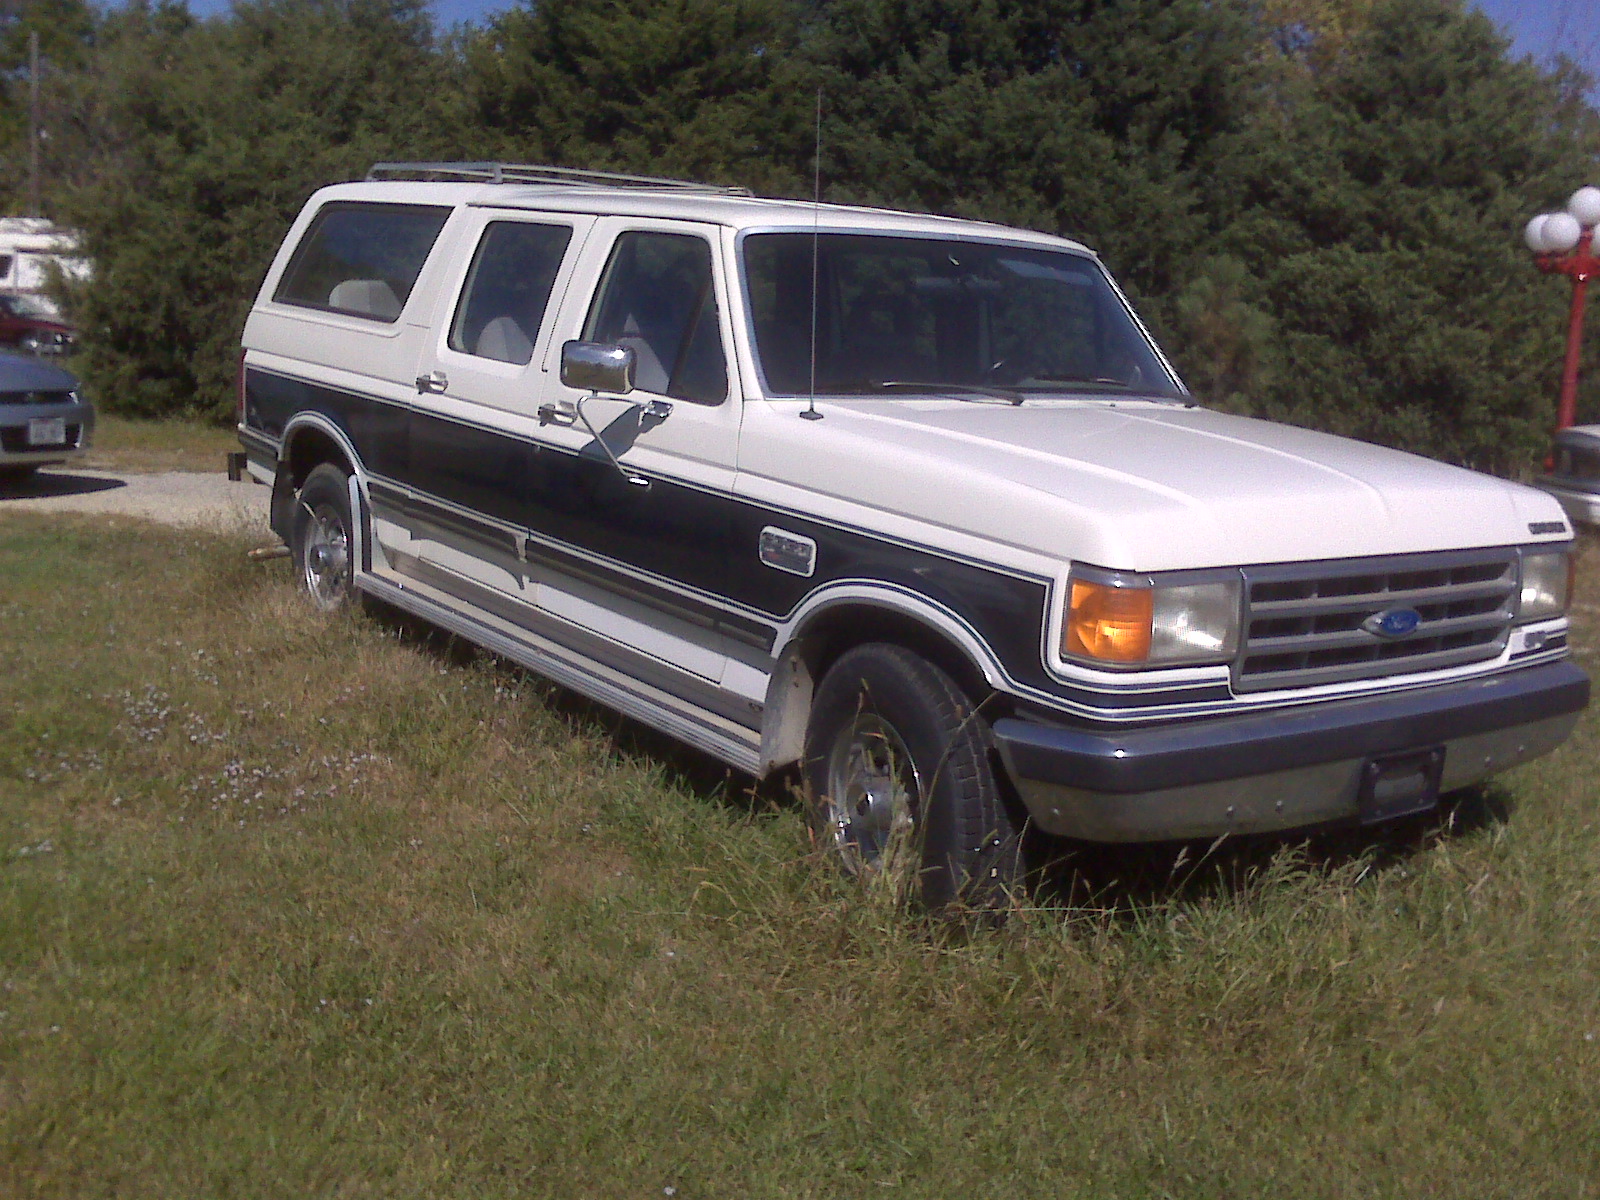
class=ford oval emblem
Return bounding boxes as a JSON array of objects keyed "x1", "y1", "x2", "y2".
[{"x1": 1362, "y1": 608, "x2": 1422, "y2": 639}]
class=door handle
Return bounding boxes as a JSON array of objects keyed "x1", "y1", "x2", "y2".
[
  {"x1": 415, "y1": 371, "x2": 448, "y2": 394},
  {"x1": 537, "y1": 402, "x2": 577, "y2": 427}
]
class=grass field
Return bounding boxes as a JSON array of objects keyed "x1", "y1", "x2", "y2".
[
  {"x1": 79, "y1": 415, "x2": 237, "y2": 474},
  {"x1": 1, "y1": 513, "x2": 1598, "y2": 1197}
]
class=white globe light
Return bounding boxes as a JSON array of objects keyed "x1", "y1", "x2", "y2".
[
  {"x1": 1544, "y1": 211, "x2": 1583, "y2": 252},
  {"x1": 1526, "y1": 214, "x2": 1552, "y2": 252},
  {"x1": 1569, "y1": 186, "x2": 1600, "y2": 227}
]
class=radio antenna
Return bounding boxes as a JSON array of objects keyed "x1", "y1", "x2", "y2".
[{"x1": 801, "y1": 87, "x2": 824, "y2": 421}]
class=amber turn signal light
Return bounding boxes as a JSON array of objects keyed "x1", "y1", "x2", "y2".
[{"x1": 1065, "y1": 579, "x2": 1153, "y2": 663}]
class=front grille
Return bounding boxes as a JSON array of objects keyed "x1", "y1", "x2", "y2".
[
  {"x1": 0, "y1": 390, "x2": 74, "y2": 405},
  {"x1": 1235, "y1": 549, "x2": 1517, "y2": 692},
  {"x1": 0, "y1": 422, "x2": 81, "y2": 452}
]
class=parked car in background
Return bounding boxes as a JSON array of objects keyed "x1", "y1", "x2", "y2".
[
  {"x1": 0, "y1": 292, "x2": 75, "y2": 355},
  {"x1": 1537, "y1": 425, "x2": 1600, "y2": 528},
  {"x1": 0, "y1": 350, "x2": 92, "y2": 480}
]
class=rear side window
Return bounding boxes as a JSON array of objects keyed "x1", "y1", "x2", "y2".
[
  {"x1": 448, "y1": 221, "x2": 573, "y2": 365},
  {"x1": 274, "y1": 202, "x2": 450, "y2": 323}
]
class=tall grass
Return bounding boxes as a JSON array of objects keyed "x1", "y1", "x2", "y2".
[
  {"x1": 1, "y1": 512, "x2": 1598, "y2": 1197},
  {"x1": 79, "y1": 415, "x2": 238, "y2": 474}
]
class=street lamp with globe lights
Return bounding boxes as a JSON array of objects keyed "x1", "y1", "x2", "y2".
[{"x1": 1525, "y1": 185, "x2": 1600, "y2": 433}]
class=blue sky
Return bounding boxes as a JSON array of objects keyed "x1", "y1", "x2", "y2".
[
  {"x1": 171, "y1": 0, "x2": 1598, "y2": 79},
  {"x1": 1473, "y1": 0, "x2": 1600, "y2": 81}
]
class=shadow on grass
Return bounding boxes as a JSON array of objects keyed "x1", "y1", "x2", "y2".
[
  {"x1": 360, "y1": 595, "x2": 769, "y2": 806},
  {"x1": 1026, "y1": 781, "x2": 1518, "y2": 913},
  {"x1": 358, "y1": 595, "x2": 1526, "y2": 914}
]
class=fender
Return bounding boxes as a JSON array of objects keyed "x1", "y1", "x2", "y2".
[
  {"x1": 758, "y1": 580, "x2": 1013, "y2": 773},
  {"x1": 774, "y1": 580, "x2": 1011, "y2": 690},
  {"x1": 275, "y1": 412, "x2": 380, "y2": 574}
]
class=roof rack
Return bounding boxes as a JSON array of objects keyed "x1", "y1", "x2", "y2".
[{"x1": 366, "y1": 161, "x2": 752, "y2": 195}]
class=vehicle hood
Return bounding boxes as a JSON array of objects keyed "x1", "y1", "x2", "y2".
[
  {"x1": 739, "y1": 398, "x2": 1568, "y2": 571},
  {"x1": 0, "y1": 350, "x2": 77, "y2": 392}
]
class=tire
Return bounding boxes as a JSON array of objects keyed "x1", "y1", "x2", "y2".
[
  {"x1": 290, "y1": 463, "x2": 356, "y2": 611},
  {"x1": 803, "y1": 643, "x2": 1023, "y2": 912}
]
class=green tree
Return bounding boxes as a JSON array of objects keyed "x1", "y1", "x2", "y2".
[
  {"x1": 461, "y1": 0, "x2": 810, "y2": 191},
  {"x1": 1173, "y1": 0, "x2": 1600, "y2": 472},
  {"x1": 801, "y1": 0, "x2": 1259, "y2": 310},
  {"x1": 47, "y1": 0, "x2": 446, "y2": 418},
  {"x1": 0, "y1": 0, "x2": 96, "y2": 209}
]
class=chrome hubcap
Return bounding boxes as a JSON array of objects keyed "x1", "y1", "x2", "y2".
[
  {"x1": 823, "y1": 712, "x2": 921, "y2": 872},
  {"x1": 302, "y1": 504, "x2": 349, "y2": 609}
]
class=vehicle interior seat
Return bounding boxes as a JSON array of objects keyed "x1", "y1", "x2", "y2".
[
  {"x1": 474, "y1": 315, "x2": 534, "y2": 365},
  {"x1": 616, "y1": 312, "x2": 670, "y2": 393},
  {"x1": 327, "y1": 279, "x2": 401, "y2": 320}
]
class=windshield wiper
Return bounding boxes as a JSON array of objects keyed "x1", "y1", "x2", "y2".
[
  {"x1": 1017, "y1": 374, "x2": 1136, "y2": 392},
  {"x1": 870, "y1": 380, "x2": 1024, "y2": 405}
]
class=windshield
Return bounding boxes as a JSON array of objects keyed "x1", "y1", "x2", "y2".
[
  {"x1": 742, "y1": 232, "x2": 1181, "y2": 400},
  {"x1": 3, "y1": 292, "x2": 58, "y2": 320}
]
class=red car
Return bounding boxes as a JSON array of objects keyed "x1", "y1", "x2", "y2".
[{"x1": 0, "y1": 292, "x2": 74, "y2": 354}]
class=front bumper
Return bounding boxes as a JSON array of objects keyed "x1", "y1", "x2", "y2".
[
  {"x1": 0, "y1": 396, "x2": 94, "y2": 467},
  {"x1": 993, "y1": 661, "x2": 1589, "y2": 842}
]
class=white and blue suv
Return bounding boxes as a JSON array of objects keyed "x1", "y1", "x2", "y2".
[{"x1": 238, "y1": 163, "x2": 1588, "y2": 908}]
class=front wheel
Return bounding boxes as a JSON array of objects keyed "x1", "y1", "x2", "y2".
[
  {"x1": 290, "y1": 463, "x2": 356, "y2": 610},
  {"x1": 803, "y1": 643, "x2": 1023, "y2": 912}
]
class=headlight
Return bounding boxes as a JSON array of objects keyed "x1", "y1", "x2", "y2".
[
  {"x1": 1064, "y1": 572, "x2": 1240, "y2": 667},
  {"x1": 1519, "y1": 550, "x2": 1573, "y2": 622}
]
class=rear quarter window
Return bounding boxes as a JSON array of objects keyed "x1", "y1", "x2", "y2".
[{"x1": 274, "y1": 202, "x2": 450, "y2": 323}]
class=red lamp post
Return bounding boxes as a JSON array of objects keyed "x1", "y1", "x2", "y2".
[{"x1": 1526, "y1": 186, "x2": 1600, "y2": 433}]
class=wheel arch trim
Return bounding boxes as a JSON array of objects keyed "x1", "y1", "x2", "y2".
[
  {"x1": 775, "y1": 581, "x2": 1008, "y2": 688},
  {"x1": 279, "y1": 411, "x2": 368, "y2": 484},
  {"x1": 275, "y1": 412, "x2": 376, "y2": 555},
  {"x1": 758, "y1": 581, "x2": 1009, "y2": 774}
]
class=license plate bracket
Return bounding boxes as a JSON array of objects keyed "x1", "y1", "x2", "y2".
[
  {"x1": 26, "y1": 417, "x2": 65, "y2": 447},
  {"x1": 1358, "y1": 747, "x2": 1444, "y2": 825}
]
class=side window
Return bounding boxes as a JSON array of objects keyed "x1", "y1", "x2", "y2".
[
  {"x1": 448, "y1": 221, "x2": 572, "y2": 366},
  {"x1": 274, "y1": 202, "x2": 451, "y2": 323},
  {"x1": 584, "y1": 231, "x2": 727, "y2": 404}
]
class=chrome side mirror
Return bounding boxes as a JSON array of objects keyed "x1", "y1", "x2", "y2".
[{"x1": 561, "y1": 340, "x2": 635, "y2": 395}]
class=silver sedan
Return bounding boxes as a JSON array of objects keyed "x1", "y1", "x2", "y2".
[{"x1": 0, "y1": 350, "x2": 93, "y2": 481}]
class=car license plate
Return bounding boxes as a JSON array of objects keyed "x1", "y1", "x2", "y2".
[
  {"x1": 26, "y1": 417, "x2": 65, "y2": 446},
  {"x1": 1358, "y1": 748, "x2": 1444, "y2": 824}
]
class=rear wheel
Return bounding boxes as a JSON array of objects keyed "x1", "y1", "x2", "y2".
[
  {"x1": 291, "y1": 463, "x2": 355, "y2": 610},
  {"x1": 803, "y1": 643, "x2": 1023, "y2": 912}
]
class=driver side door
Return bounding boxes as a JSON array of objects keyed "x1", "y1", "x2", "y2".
[{"x1": 525, "y1": 219, "x2": 747, "y2": 690}]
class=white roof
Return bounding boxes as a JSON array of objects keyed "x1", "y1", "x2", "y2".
[
  {"x1": 0, "y1": 217, "x2": 82, "y2": 254},
  {"x1": 307, "y1": 179, "x2": 1095, "y2": 254}
]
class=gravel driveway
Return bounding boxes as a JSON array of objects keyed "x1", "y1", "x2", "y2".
[{"x1": 0, "y1": 468, "x2": 273, "y2": 534}]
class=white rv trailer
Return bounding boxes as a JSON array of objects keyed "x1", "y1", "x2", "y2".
[{"x1": 0, "y1": 218, "x2": 90, "y2": 316}]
